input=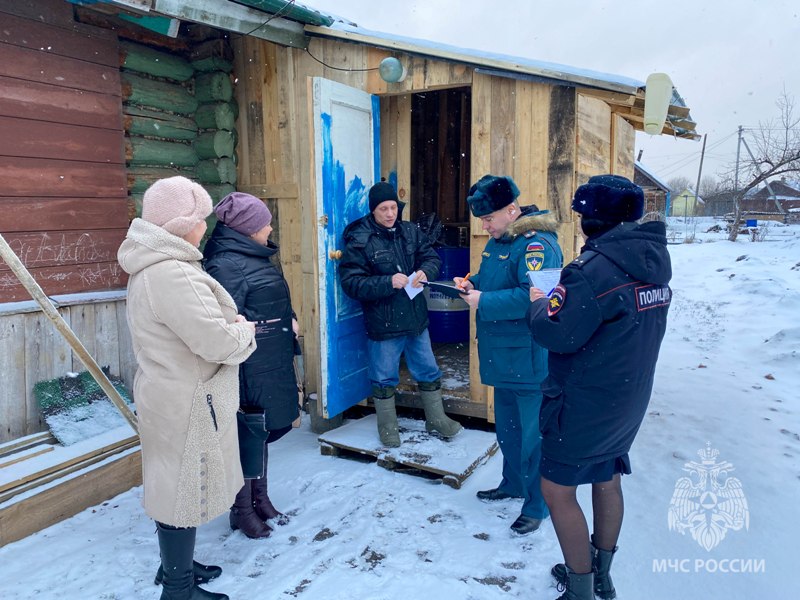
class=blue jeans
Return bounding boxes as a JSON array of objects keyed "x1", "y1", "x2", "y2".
[
  {"x1": 494, "y1": 387, "x2": 549, "y2": 520},
  {"x1": 367, "y1": 329, "x2": 442, "y2": 388}
]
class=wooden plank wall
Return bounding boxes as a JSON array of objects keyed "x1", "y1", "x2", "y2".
[
  {"x1": 0, "y1": 299, "x2": 135, "y2": 443},
  {"x1": 468, "y1": 73, "x2": 579, "y2": 410},
  {"x1": 0, "y1": 0, "x2": 129, "y2": 302}
]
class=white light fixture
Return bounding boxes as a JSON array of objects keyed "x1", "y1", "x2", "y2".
[
  {"x1": 643, "y1": 73, "x2": 674, "y2": 135},
  {"x1": 379, "y1": 57, "x2": 407, "y2": 83}
]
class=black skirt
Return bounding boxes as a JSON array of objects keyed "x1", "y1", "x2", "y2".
[{"x1": 540, "y1": 453, "x2": 631, "y2": 486}]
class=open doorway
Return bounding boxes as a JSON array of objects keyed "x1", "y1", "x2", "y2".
[{"x1": 398, "y1": 87, "x2": 473, "y2": 409}]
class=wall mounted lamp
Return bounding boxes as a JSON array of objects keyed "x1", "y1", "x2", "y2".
[{"x1": 643, "y1": 73, "x2": 674, "y2": 135}]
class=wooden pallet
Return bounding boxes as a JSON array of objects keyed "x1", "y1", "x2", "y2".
[
  {"x1": 0, "y1": 430, "x2": 141, "y2": 547},
  {"x1": 318, "y1": 414, "x2": 498, "y2": 489}
]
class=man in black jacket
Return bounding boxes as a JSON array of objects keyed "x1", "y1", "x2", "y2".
[
  {"x1": 339, "y1": 181, "x2": 462, "y2": 447},
  {"x1": 527, "y1": 175, "x2": 672, "y2": 600}
]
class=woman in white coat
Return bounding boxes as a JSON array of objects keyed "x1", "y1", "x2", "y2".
[{"x1": 118, "y1": 176, "x2": 256, "y2": 600}]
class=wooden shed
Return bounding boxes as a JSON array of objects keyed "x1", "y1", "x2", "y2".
[{"x1": 0, "y1": 0, "x2": 699, "y2": 437}]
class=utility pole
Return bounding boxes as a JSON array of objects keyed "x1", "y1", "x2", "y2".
[{"x1": 692, "y1": 133, "x2": 707, "y2": 230}]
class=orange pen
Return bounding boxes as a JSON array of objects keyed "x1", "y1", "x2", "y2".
[{"x1": 459, "y1": 272, "x2": 471, "y2": 290}]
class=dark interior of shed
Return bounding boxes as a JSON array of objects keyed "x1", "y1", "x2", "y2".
[{"x1": 396, "y1": 87, "x2": 473, "y2": 407}]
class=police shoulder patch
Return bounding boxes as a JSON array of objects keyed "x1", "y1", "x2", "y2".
[
  {"x1": 635, "y1": 284, "x2": 671, "y2": 311},
  {"x1": 547, "y1": 283, "x2": 566, "y2": 316}
]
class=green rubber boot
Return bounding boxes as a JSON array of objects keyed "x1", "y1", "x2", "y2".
[
  {"x1": 419, "y1": 384, "x2": 462, "y2": 438},
  {"x1": 373, "y1": 387, "x2": 400, "y2": 447}
]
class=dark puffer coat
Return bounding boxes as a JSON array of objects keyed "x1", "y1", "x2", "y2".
[
  {"x1": 339, "y1": 212, "x2": 441, "y2": 341},
  {"x1": 204, "y1": 224, "x2": 299, "y2": 431},
  {"x1": 527, "y1": 220, "x2": 672, "y2": 465}
]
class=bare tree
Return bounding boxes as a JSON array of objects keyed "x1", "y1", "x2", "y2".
[
  {"x1": 667, "y1": 175, "x2": 692, "y2": 193},
  {"x1": 724, "y1": 91, "x2": 800, "y2": 240}
]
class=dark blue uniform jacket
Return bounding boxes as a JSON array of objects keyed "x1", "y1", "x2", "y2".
[
  {"x1": 471, "y1": 207, "x2": 562, "y2": 389},
  {"x1": 204, "y1": 224, "x2": 299, "y2": 431},
  {"x1": 527, "y1": 220, "x2": 672, "y2": 465}
]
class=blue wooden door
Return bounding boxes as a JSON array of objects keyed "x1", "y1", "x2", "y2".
[{"x1": 312, "y1": 78, "x2": 380, "y2": 418}]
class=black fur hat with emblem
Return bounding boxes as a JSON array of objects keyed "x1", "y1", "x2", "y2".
[
  {"x1": 571, "y1": 174, "x2": 644, "y2": 222},
  {"x1": 466, "y1": 175, "x2": 520, "y2": 217}
]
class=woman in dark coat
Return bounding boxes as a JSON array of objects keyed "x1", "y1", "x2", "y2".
[
  {"x1": 527, "y1": 175, "x2": 672, "y2": 600},
  {"x1": 204, "y1": 192, "x2": 300, "y2": 539}
]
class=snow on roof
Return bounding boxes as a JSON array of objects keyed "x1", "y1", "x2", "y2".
[
  {"x1": 312, "y1": 21, "x2": 644, "y2": 95},
  {"x1": 635, "y1": 161, "x2": 671, "y2": 191}
]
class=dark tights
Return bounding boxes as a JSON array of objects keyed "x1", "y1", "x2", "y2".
[{"x1": 541, "y1": 474, "x2": 624, "y2": 574}]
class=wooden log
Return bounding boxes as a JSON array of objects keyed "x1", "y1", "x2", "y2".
[
  {"x1": 126, "y1": 137, "x2": 199, "y2": 167},
  {"x1": 121, "y1": 71, "x2": 198, "y2": 115},
  {"x1": 194, "y1": 72, "x2": 233, "y2": 103},
  {"x1": 193, "y1": 130, "x2": 235, "y2": 159},
  {"x1": 191, "y1": 56, "x2": 234, "y2": 73},
  {"x1": 124, "y1": 112, "x2": 198, "y2": 141},
  {"x1": 127, "y1": 166, "x2": 197, "y2": 194},
  {"x1": 189, "y1": 38, "x2": 234, "y2": 64},
  {"x1": 204, "y1": 184, "x2": 235, "y2": 203},
  {"x1": 194, "y1": 102, "x2": 236, "y2": 130},
  {"x1": 196, "y1": 158, "x2": 237, "y2": 185},
  {"x1": 119, "y1": 40, "x2": 194, "y2": 82}
]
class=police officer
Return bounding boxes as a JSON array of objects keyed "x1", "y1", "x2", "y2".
[
  {"x1": 527, "y1": 174, "x2": 672, "y2": 600},
  {"x1": 340, "y1": 181, "x2": 462, "y2": 447},
  {"x1": 456, "y1": 174, "x2": 562, "y2": 536}
]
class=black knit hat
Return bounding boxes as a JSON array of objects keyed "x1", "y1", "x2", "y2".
[
  {"x1": 368, "y1": 181, "x2": 398, "y2": 213},
  {"x1": 466, "y1": 175, "x2": 520, "y2": 217},
  {"x1": 572, "y1": 174, "x2": 644, "y2": 222}
]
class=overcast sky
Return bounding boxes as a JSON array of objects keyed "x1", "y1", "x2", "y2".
[{"x1": 304, "y1": 0, "x2": 799, "y2": 188}]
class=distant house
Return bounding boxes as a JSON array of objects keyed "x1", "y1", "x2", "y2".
[
  {"x1": 671, "y1": 188, "x2": 705, "y2": 216},
  {"x1": 741, "y1": 178, "x2": 800, "y2": 214},
  {"x1": 633, "y1": 161, "x2": 670, "y2": 215}
]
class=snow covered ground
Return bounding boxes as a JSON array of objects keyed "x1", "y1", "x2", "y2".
[{"x1": 1, "y1": 217, "x2": 797, "y2": 599}]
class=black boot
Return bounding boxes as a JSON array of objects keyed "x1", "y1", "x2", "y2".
[
  {"x1": 230, "y1": 481, "x2": 272, "y2": 539},
  {"x1": 591, "y1": 535, "x2": 617, "y2": 600},
  {"x1": 554, "y1": 567, "x2": 593, "y2": 600},
  {"x1": 551, "y1": 536, "x2": 618, "y2": 599},
  {"x1": 252, "y1": 444, "x2": 289, "y2": 525},
  {"x1": 156, "y1": 522, "x2": 228, "y2": 600},
  {"x1": 154, "y1": 560, "x2": 221, "y2": 586}
]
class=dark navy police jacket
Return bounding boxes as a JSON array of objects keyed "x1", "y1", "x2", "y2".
[
  {"x1": 527, "y1": 220, "x2": 672, "y2": 465},
  {"x1": 204, "y1": 224, "x2": 299, "y2": 431}
]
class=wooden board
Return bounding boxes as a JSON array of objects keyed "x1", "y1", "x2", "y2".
[
  {"x1": 0, "y1": 261, "x2": 127, "y2": 303},
  {"x1": 0, "y1": 75, "x2": 122, "y2": 130},
  {"x1": 0, "y1": 115, "x2": 124, "y2": 163},
  {"x1": 318, "y1": 415, "x2": 498, "y2": 489},
  {"x1": 0, "y1": 198, "x2": 130, "y2": 233},
  {"x1": 0, "y1": 157, "x2": 126, "y2": 198},
  {"x1": 0, "y1": 43, "x2": 121, "y2": 96},
  {"x1": 0, "y1": 230, "x2": 126, "y2": 272},
  {"x1": 0, "y1": 449, "x2": 141, "y2": 547}
]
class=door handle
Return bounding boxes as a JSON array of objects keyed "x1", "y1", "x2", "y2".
[{"x1": 329, "y1": 250, "x2": 343, "y2": 260}]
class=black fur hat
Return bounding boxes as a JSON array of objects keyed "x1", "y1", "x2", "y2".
[
  {"x1": 467, "y1": 175, "x2": 520, "y2": 217},
  {"x1": 572, "y1": 174, "x2": 644, "y2": 222}
]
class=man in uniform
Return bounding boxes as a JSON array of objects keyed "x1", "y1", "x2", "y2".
[{"x1": 455, "y1": 174, "x2": 562, "y2": 535}]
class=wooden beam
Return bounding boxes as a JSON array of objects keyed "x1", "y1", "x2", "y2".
[
  {"x1": 0, "y1": 432, "x2": 54, "y2": 458},
  {"x1": 153, "y1": 0, "x2": 309, "y2": 48}
]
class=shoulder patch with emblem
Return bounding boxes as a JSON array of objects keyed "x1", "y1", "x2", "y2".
[
  {"x1": 526, "y1": 241, "x2": 545, "y2": 252},
  {"x1": 526, "y1": 251, "x2": 545, "y2": 271},
  {"x1": 547, "y1": 283, "x2": 566, "y2": 316},
  {"x1": 635, "y1": 284, "x2": 671, "y2": 311},
  {"x1": 482, "y1": 250, "x2": 491, "y2": 258},
  {"x1": 498, "y1": 253, "x2": 510, "y2": 260}
]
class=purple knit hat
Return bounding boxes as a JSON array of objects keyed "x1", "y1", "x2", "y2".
[{"x1": 214, "y1": 192, "x2": 272, "y2": 236}]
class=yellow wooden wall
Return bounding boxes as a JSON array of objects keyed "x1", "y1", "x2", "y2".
[{"x1": 231, "y1": 34, "x2": 636, "y2": 419}]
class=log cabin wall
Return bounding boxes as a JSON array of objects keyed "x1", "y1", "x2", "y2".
[
  {"x1": 0, "y1": 0, "x2": 136, "y2": 443},
  {"x1": 232, "y1": 34, "x2": 637, "y2": 418}
]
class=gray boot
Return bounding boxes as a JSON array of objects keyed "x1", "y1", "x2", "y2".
[
  {"x1": 419, "y1": 383, "x2": 462, "y2": 438},
  {"x1": 555, "y1": 567, "x2": 593, "y2": 600},
  {"x1": 373, "y1": 387, "x2": 400, "y2": 447}
]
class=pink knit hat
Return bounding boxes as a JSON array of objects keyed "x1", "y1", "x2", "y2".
[
  {"x1": 141, "y1": 176, "x2": 213, "y2": 236},
  {"x1": 214, "y1": 192, "x2": 272, "y2": 236}
]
